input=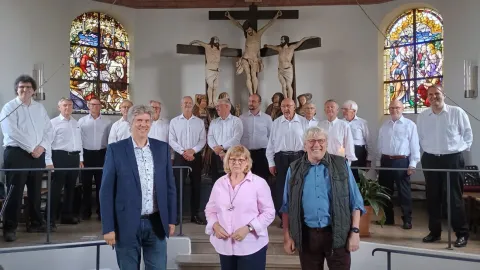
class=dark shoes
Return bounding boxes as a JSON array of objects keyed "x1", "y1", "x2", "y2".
[
  {"x1": 191, "y1": 216, "x2": 206, "y2": 225},
  {"x1": 61, "y1": 217, "x2": 80, "y2": 225},
  {"x1": 26, "y1": 223, "x2": 46, "y2": 233},
  {"x1": 3, "y1": 231, "x2": 16, "y2": 242},
  {"x1": 454, "y1": 236, "x2": 468, "y2": 248},
  {"x1": 422, "y1": 234, "x2": 441, "y2": 243},
  {"x1": 402, "y1": 222, "x2": 412, "y2": 230}
]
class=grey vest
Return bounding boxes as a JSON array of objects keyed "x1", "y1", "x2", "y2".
[{"x1": 287, "y1": 153, "x2": 351, "y2": 251}]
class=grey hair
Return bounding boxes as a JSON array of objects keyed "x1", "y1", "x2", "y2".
[
  {"x1": 304, "y1": 101, "x2": 316, "y2": 108},
  {"x1": 303, "y1": 126, "x2": 328, "y2": 142},
  {"x1": 149, "y1": 100, "x2": 161, "y2": 106},
  {"x1": 181, "y1": 96, "x2": 193, "y2": 103},
  {"x1": 127, "y1": 105, "x2": 154, "y2": 125},
  {"x1": 343, "y1": 100, "x2": 358, "y2": 112},
  {"x1": 217, "y1": 98, "x2": 231, "y2": 108},
  {"x1": 57, "y1": 97, "x2": 73, "y2": 106}
]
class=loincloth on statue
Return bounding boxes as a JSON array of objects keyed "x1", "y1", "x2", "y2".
[
  {"x1": 236, "y1": 57, "x2": 264, "y2": 74},
  {"x1": 205, "y1": 69, "x2": 219, "y2": 85},
  {"x1": 278, "y1": 66, "x2": 293, "y2": 82}
]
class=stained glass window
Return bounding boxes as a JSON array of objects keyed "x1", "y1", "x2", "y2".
[
  {"x1": 383, "y1": 8, "x2": 443, "y2": 114},
  {"x1": 70, "y1": 12, "x2": 130, "y2": 114}
]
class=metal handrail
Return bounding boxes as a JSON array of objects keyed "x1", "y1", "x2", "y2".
[
  {"x1": 0, "y1": 240, "x2": 106, "y2": 270},
  {"x1": 0, "y1": 166, "x2": 192, "y2": 243},
  {"x1": 372, "y1": 248, "x2": 480, "y2": 270}
]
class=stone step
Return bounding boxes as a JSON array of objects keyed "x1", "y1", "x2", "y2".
[
  {"x1": 176, "y1": 254, "x2": 301, "y2": 270},
  {"x1": 190, "y1": 236, "x2": 295, "y2": 256}
]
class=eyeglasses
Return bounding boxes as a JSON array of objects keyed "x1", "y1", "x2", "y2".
[
  {"x1": 229, "y1": 158, "x2": 246, "y2": 164},
  {"x1": 307, "y1": 139, "x2": 326, "y2": 145}
]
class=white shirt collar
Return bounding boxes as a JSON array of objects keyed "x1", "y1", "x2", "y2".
[{"x1": 132, "y1": 137, "x2": 150, "y2": 149}]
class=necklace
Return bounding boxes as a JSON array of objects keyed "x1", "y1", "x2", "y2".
[{"x1": 227, "y1": 179, "x2": 246, "y2": 211}]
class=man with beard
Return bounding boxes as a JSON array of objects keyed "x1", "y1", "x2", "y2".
[
  {"x1": 240, "y1": 94, "x2": 272, "y2": 181},
  {"x1": 264, "y1": 36, "x2": 317, "y2": 98},
  {"x1": 266, "y1": 92, "x2": 284, "y2": 120},
  {"x1": 225, "y1": 11, "x2": 282, "y2": 95},
  {"x1": 417, "y1": 85, "x2": 472, "y2": 247},
  {"x1": 169, "y1": 96, "x2": 207, "y2": 225},
  {"x1": 190, "y1": 37, "x2": 228, "y2": 107}
]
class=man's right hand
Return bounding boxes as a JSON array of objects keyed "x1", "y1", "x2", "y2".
[
  {"x1": 283, "y1": 236, "x2": 295, "y2": 254},
  {"x1": 104, "y1": 231, "x2": 116, "y2": 246},
  {"x1": 213, "y1": 222, "x2": 229, "y2": 239},
  {"x1": 269, "y1": 166, "x2": 276, "y2": 176}
]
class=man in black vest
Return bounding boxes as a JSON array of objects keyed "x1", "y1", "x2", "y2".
[{"x1": 280, "y1": 126, "x2": 365, "y2": 270}]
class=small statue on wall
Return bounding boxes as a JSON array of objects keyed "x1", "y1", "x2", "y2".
[
  {"x1": 265, "y1": 92, "x2": 285, "y2": 120},
  {"x1": 296, "y1": 93, "x2": 312, "y2": 117},
  {"x1": 193, "y1": 94, "x2": 212, "y2": 176}
]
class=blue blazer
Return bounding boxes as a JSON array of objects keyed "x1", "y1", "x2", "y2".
[{"x1": 100, "y1": 138, "x2": 177, "y2": 244}]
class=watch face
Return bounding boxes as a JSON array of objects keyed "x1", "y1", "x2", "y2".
[{"x1": 351, "y1": 227, "x2": 360, "y2": 233}]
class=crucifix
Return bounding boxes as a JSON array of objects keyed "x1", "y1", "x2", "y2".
[
  {"x1": 262, "y1": 36, "x2": 322, "y2": 101},
  {"x1": 209, "y1": 1, "x2": 299, "y2": 96},
  {"x1": 176, "y1": 37, "x2": 242, "y2": 107}
]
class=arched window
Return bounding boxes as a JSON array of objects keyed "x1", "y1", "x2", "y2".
[
  {"x1": 383, "y1": 8, "x2": 443, "y2": 114},
  {"x1": 69, "y1": 12, "x2": 130, "y2": 114}
]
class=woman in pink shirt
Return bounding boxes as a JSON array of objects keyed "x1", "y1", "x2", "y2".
[{"x1": 205, "y1": 145, "x2": 275, "y2": 270}]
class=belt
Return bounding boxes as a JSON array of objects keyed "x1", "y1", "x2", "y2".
[
  {"x1": 382, "y1": 154, "x2": 407, "y2": 160},
  {"x1": 425, "y1": 152, "x2": 460, "y2": 157},
  {"x1": 354, "y1": 145, "x2": 366, "y2": 148},
  {"x1": 53, "y1": 150, "x2": 80, "y2": 155},
  {"x1": 307, "y1": 226, "x2": 332, "y2": 232},
  {"x1": 140, "y1": 212, "x2": 159, "y2": 219},
  {"x1": 279, "y1": 151, "x2": 303, "y2": 156}
]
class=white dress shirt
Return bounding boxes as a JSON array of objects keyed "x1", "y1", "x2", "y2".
[
  {"x1": 306, "y1": 117, "x2": 319, "y2": 128},
  {"x1": 0, "y1": 97, "x2": 53, "y2": 155},
  {"x1": 376, "y1": 116, "x2": 420, "y2": 167},
  {"x1": 108, "y1": 118, "x2": 130, "y2": 144},
  {"x1": 343, "y1": 116, "x2": 373, "y2": 161},
  {"x1": 169, "y1": 114, "x2": 206, "y2": 155},
  {"x1": 132, "y1": 138, "x2": 157, "y2": 215},
  {"x1": 239, "y1": 111, "x2": 272, "y2": 150},
  {"x1": 266, "y1": 114, "x2": 308, "y2": 167},
  {"x1": 149, "y1": 118, "x2": 169, "y2": 143},
  {"x1": 45, "y1": 114, "x2": 84, "y2": 165},
  {"x1": 78, "y1": 114, "x2": 111, "y2": 150},
  {"x1": 417, "y1": 104, "x2": 473, "y2": 155},
  {"x1": 207, "y1": 114, "x2": 243, "y2": 150},
  {"x1": 318, "y1": 118, "x2": 357, "y2": 162}
]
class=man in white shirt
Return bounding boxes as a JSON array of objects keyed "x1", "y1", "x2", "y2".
[
  {"x1": 169, "y1": 96, "x2": 207, "y2": 225},
  {"x1": 45, "y1": 98, "x2": 84, "y2": 228},
  {"x1": 417, "y1": 85, "x2": 472, "y2": 247},
  {"x1": 78, "y1": 98, "x2": 112, "y2": 220},
  {"x1": 108, "y1": 100, "x2": 133, "y2": 144},
  {"x1": 376, "y1": 100, "x2": 420, "y2": 229},
  {"x1": 318, "y1": 100, "x2": 356, "y2": 164},
  {"x1": 266, "y1": 98, "x2": 308, "y2": 224},
  {"x1": 1, "y1": 75, "x2": 53, "y2": 242},
  {"x1": 149, "y1": 100, "x2": 169, "y2": 142},
  {"x1": 207, "y1": 98, "x2": 243, "y2": 181},
  {"x1": 341, "y1": 100, "x2": 373, "y2": 182},
  {"x1": 240, "y1": 94, "x2": 272, "y2": 181},
  {"x1": 303, "y1": 102, "x2": 319, "y2": 127}
]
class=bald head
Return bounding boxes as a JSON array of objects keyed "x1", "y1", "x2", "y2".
[{"x1": 281, "y1": 98, "x2": 296, "y2": 120}]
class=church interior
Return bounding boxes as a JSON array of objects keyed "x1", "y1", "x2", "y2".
[{"x1": 1, "y1": 0, "x2": 480, "y2": 269}]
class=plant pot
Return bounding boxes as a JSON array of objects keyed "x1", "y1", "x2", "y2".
[{"x1": 359, "y1": 205, "x2": 373, "y2": 237}]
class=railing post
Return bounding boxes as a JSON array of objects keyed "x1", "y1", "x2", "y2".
[
  {"x1": 446, "y1": 171, "x2": 452, "y2": 250},
  {"x1": 177, "y1": 168, "x2": 184, "y2": 236},
  {"x1": 46, "y1": 170, "x2": 52, "y2": 244},
  {"x1": 387, "y1": 251, "x2": 391, "y2": 270},
  {"x1": 96, "y1": 245, "x2": 100, "y2": 270}
]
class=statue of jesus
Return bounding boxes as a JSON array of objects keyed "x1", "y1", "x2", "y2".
[
  {"x1": 190, "y1": 36, "x2": 228, "y2": 107},
  {"x1": 225, "y1": 10, "x2": 282, "y2": 95},
  {"x1": 264, "y1": 35, "x2": 317, "y2": 98}
]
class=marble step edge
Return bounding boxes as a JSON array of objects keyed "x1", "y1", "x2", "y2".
[{"x1": 176, "y1": 254, "x2": 300, "y2": 267}]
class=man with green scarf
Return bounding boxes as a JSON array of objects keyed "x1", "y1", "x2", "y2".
[{"x1": 280, "y1": 126, "x2": 365, "y2": 270}]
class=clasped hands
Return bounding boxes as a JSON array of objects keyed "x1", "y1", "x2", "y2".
[
  {"x1": 213, "y1": 222, "x2": 249, "y2": 241},
  {"x1": 213, "y1": 146, "x2": 226, "y2": 160},
  {"x1": 182, "y1": 149, "x2": 195, "y2": 161},
  {"x1": 31, "y1": 146, "x2": 45, "y2": 159}
]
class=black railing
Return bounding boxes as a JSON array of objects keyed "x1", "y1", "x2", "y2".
[
  {"x1": 0, "y1": 240, "x2": 106, "y2": 270},
  {"x1": 0, "y1": 166, "x2": 192, "y2": 243},
  {"x1": 372, "y1": 247, "x2": 480, "y2": 270}
]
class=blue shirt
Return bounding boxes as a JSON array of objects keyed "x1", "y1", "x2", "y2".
[{"x1": 280, "y1": 162, "x2": 366, "y2": 228}]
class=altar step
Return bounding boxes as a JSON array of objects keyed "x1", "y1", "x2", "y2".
[{"x1": 176, "y1": 254, "x2": 301, "y2": 270}]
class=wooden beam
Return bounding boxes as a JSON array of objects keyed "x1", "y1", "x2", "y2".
[
  {"x1": 176, "y1": 44, "x2": 242, "y2": 58},
  {"x1": 209, "y1": 10, "x2": 299, "y2": 20},
  {"x1": 260, "y1": 37, "x2": 321, "y2": 57}
]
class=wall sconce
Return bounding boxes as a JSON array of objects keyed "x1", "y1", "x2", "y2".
[
  {"x1": 464, "y1": 60, "x2": 478, "y2": 99},
  {"x1": 32, "y1": 63, "x2": 46, "y2": 100}
]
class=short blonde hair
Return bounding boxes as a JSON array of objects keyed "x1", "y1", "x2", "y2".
[{"x1": 223, "y1": 145, "x2": 253, "y2": 174}]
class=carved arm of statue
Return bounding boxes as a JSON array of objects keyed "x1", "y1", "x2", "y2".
[
  {"x1": 258, "y1": 10, "x2": 282, "y2": 35},
  {"x1": 291, "y1": 36, "x2": 318, "y2": 50},
  {"x1": 225, "y1": 11, "x2": 244, "y2": 30}
]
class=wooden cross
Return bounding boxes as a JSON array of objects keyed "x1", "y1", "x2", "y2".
[{"x1": 260, "y1": 37, "x2": 321, "y2": 102}]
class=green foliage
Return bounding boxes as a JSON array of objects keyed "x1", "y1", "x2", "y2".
[{"x1": 357, "y1": 170, "x2": 391, "y2": 225}]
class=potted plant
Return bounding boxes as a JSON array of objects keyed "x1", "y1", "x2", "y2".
[{"x1": 357, "y1": 170, "x2": 391, "y2": 237}]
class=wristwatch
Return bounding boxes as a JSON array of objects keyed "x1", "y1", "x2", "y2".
[
  {"x1": 247, "y1": 224, "x2": 254, "y2": 232},
  {"x1": 350, "y1": 227, "x2": 360, "y2": 233}
]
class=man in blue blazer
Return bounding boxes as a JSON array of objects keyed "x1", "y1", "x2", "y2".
[{"x1": 100, "y1": 104, "x2": 177, "y2": 270}]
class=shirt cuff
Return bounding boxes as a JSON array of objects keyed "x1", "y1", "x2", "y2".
[
  {"x1": 249, "y1": 218, "x2": 267, "y2": 237},
  {"x1": 45, "y1": 159, "x2": 53, "y2": 166},
  {"x1": 408, "y1": 161, "x2": 417, "y2": 168},
  {"x1": 268, "y1": 160, "x2": 275, "y2": 167},
  {"x1": 205, "y1": 218, "x2": 218, "y2": 235}
]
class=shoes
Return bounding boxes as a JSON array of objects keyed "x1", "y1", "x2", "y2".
[
  {"x1": 402, "y1": 222, "x2": 412, "y2": 230},
  {"x1": 190, "y1": 216, "x2": 207, "y2": 225},
  {"x1": 49, "y1": 223, "x2": 57, "y2": 232},
  {"x1": 3, "y1": 231, "x2": 16, "y2": 242},
  {"x1": 61, "y1": 217, "x2": 80, "y2": 225},
  {"x1": 454, "y1": 236, "x2": 468, "y2": 248},
  {"x1": 422, "y1": 234, "x2": 441, "y2": 243},
  {"x1": 27, "y1": 223, "x2": 46, "y2": 233}
]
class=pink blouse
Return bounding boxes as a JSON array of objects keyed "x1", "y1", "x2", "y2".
[{"x1": 204, "y1": 171, "x2": 275, "y2": 256}]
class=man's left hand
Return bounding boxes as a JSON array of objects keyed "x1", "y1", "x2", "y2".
[
  {"x1": 169, "y1": 224, "x2": 175, "y2": 236},
  {"x1": 31, "y1": 146, "x2": 45, "y2": 158},
  {"x1": 407, "y1": 166, "x2": 415, "y2": 175},
  {"x1": 231, "y1": 226, "x2": 250, "y2": 241},
  {"x1": 348, "y1": 233, "x2": 360, "y2": 252}
]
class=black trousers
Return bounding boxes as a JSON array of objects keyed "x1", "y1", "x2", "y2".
[
  {"x1": 273, "y1": 151, "x2": 304, "y2": 218},
  {"x1": 351, "y1": 145, "x2": 367, "y2": 182},
  {"x1": 3, "y1": 147, "x2": 45, "y2": 231},
  {"x1": 173, "y1": 152, "x2": 202, "y2": 218},
  {"x1": 47, "y1": 150, "x2": 80, "y2": 222},
  {"x1": 421, "y1": 152, "x2": 469, "y2": 237},
  {"x1": 378, "y1": 156, "x2": 412, "y2": 223},
  {"x1": 210, "y1": 152, "x2": 225, "y2": 182},
  {"x1": 250, "y1": 148, "x2": 269, "y2": 181},
  {"x1": 219, "y1": 245, "x2": 267, "y2": 270},
  {"x1": 81, "y1": 148, "x2": 106, "y2": 217}
]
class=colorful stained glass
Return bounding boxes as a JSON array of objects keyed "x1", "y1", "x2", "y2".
[
  {"x1": 70, "y1": 12, "x2": 130, "y2": 114},
  {"x1": 383, "y1": 8, "x2": 443, "y2": 114}
]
